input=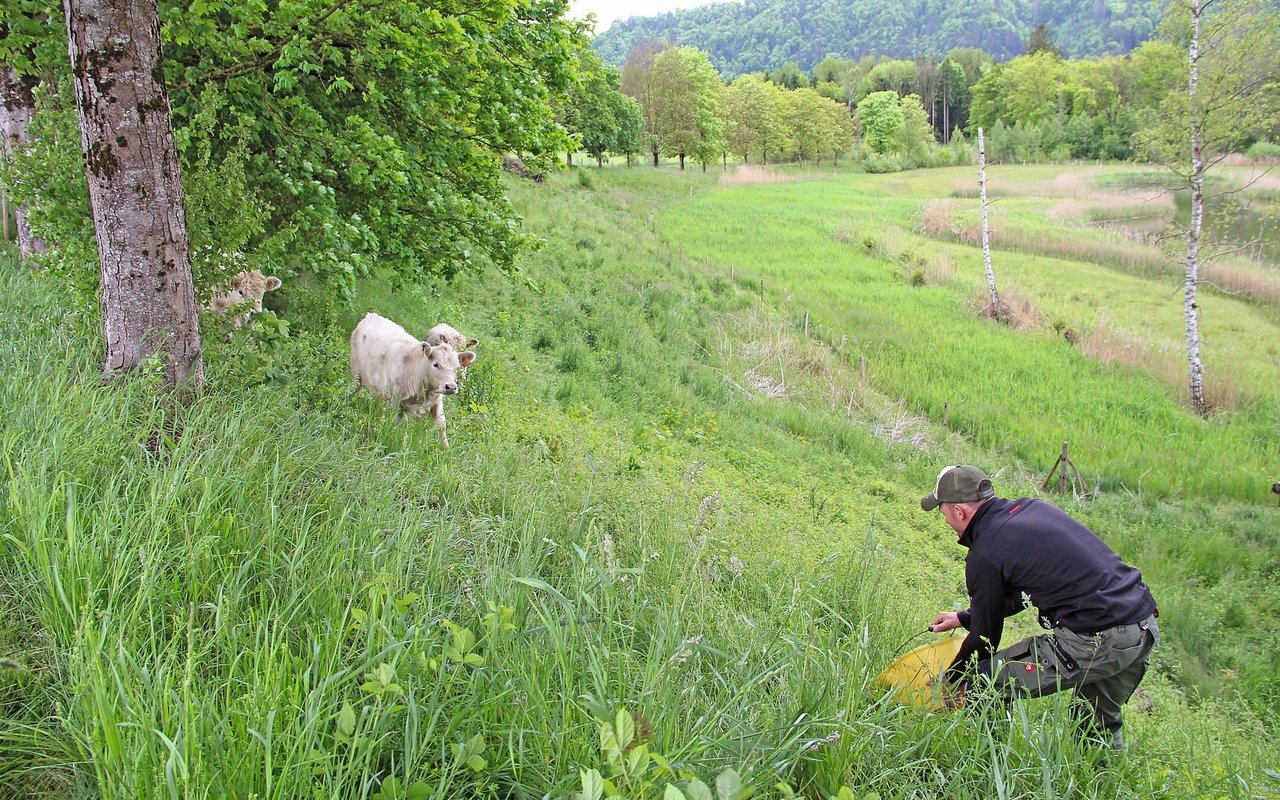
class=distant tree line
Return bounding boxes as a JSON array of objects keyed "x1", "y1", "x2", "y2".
[
  {"x1": 564, "y1": 10, "x2": 1280, "y2": 173},
  {"x1": 592, "y1": 0, "x2": 1166, "y2": 77}
]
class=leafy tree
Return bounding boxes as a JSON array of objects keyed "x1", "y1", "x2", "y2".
[
  {"x1": 781, "y1": 88, "x2": 827, "y2": 162},
  {"x1": 11, "y1": 0, "x2": 582, "y2": 308},
  {"x1": 651, "y1": 46, "x2": 722, "y2": 170},
  {"x1": 722, "y1": 73, "x2": 787, "y2": 163},
  {"x1": 770, "y1": 61, "x2": 807, "y2": 90},
  {"x1": 66, "y1": 0, "x2": 203, "y2": 386},
  {"x1": 621, "y1": 37, "x2": 670, "y2": 166},
  {"x1": 856, "y1": 90, "x2": 904, "y2": 154},
  {"x1": 1025, "y1": 23, "x2": 1063, "y2": 57},
  {"x1": 813, "y1": 54, "x2": 857, "y2": 87},
  {"x1": 566, "y1": 48, "x2": 630, "y2": 167},
  {"x1": 969, "y1": 52, "x2": 1073, "y2": 130},
  {"x1": 162, "y1": 0, "x2": 581, "y2": 296},
  {"x1": 820, "y1": 96, "x2": 856, "y2": 164},
  {"x1": 610, "y1": 92, "x2": 646, "y2": 165},
  {"x1": 0, "y1": 1, "x2": 60, "y2": 260},
  {"x1": 897, "y1": 93, "x2": 936, "y2": 163},
  {"x1": 865, "y1": 59, "x2": 918, "y2": 97}
]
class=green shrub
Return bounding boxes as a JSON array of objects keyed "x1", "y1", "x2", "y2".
[
  {"x1": 861, "y1": 153, "x2": 904, "y2": 173},
  {"x1": 1246, "y1": 140, "x2": 1280, "y2": 161}
]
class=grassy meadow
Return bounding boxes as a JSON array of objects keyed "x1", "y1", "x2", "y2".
[{"x1": 1, "y1": 161, "x2": 1279, "y2": 799}]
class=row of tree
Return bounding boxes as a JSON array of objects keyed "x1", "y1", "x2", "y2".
[
  {"x1": 559, "y1": 41, "x2": 857, "y2": 170},
  {"x1": 581, "y1": 4, "x2": 1280, "y2": 172}
]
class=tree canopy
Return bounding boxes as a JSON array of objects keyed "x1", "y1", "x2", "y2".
[
  {"x1": 594, "y1": 0, "x2": 1165, "y2": 78},
  {"x1": 5, "y1": 0, "x2": 583, "y2": 302}
]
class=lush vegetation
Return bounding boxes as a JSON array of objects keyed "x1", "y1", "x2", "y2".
[
  {"x1": 587, "y1": 3, "x2": 1280, "y2": 173},
  {"x1": 2, "y1": 161, "x2": 1279, "y2": 799},
  {"x1": 3, "y1": 0, "x2": 584, "y2": 299},
  {"x1": 592, "y1": 0, "x2": 1165, "y2": 76}
]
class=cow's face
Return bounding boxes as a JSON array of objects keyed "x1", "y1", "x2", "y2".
[{"x1": 420, "y1": 343, "x2": 468, "y2": 394}]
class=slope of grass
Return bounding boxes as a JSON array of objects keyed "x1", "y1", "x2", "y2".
[
  {"x1": 656, "y1": 165, "x2": 1280, "y2": 502},
  {"x1": 0, "y1": 164, "x2": 1277, "y2": 799}
]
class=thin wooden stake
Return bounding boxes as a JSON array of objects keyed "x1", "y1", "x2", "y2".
[{"x1": 802, "y1": 310, "x2": 809, "y2": 337}]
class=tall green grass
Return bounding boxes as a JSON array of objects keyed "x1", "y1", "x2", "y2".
[
  {"x1": 656, "y1": 167, "x2": 1280, "y2": 502},
  {"x1": 1, "y1": 164, "x2": 1278, "y2": 798}
]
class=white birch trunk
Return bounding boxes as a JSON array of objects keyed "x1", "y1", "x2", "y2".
[
  {"x1": 1185, "y1": 0, "x2": 1207, "y2": 415},
  {"x1": 0, "y1": 67, "x2": 50, "y2": 259},
  {"x1": 978, "y1": 126, "x2": 1002, "y2": 322},
  {"x1": 64, "y1": 0, "x2": 203, "y2": 387}
]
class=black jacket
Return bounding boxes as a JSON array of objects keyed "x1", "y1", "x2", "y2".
[{"x1": 946, "y1": 497, "x2": 1157, "y2": 684}]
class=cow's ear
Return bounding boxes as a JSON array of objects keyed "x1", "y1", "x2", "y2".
[
  {"x1": 466, "y1": 338, "x2": 479, "y2": 348},
  {"x1": 459, "y1": 351, "x2": 476, "y2": 367},
  {"x1": 265, "y1": 276, "x2": 282, "y2": 291},
  {"x1": 420, "y1": 341, "x2": 431, "y2": 355}
]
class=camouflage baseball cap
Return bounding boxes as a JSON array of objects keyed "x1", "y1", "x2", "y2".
[{"x1": 920, "y1": 465, "x2": 995, "y2": 511}]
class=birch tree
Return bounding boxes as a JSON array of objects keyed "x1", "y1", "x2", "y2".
[
  {"x1": 977, "y1": 127, "x2": 1002, "y2": 322},
  {"x1": 1138, "y1": 0, "x2": 1280, "y2": 414},
  {"x1": 64, "y1": 0, "x2": 203, "y2": 386}
]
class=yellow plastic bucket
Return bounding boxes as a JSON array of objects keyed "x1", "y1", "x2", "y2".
[{"x1": 875, "y1": 636, "x2": 963, "y2": 710}]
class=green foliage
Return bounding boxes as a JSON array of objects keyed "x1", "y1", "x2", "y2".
[
  {"x1": 1135, "y1": 0, "x2": 1280, "y2": 170},
  {"x1": 856, "y1": 91, "x2": 904, "y2": 155},
  {"x1": 593, "y1": 0, "x2": 1165, "y2": 77},
  {"x1": 651, "y1": 47, "x2": 724, "y2": 169},
  {"x1": 10, "y1": 0, "x2": 582, "y2": 303},
  {"x1": 1246, "y1": 140, "x2": 1280, "y2": 160},
  {"x1": 722, "y1": 74, "x2": 789, "y2": 163}
]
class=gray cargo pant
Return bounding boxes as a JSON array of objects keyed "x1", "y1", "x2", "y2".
[{"x1": 977, "y1": 614, "x2": 1159, "y2": 749}]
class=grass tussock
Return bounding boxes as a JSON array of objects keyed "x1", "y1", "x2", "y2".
[{"x1": 968, "y1": 285, "x2": 1043, "y2": 331}]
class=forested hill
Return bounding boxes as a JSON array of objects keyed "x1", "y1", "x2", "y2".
[{"x1": 592, "y1": 0, "x2": 1165, "y2": 76}]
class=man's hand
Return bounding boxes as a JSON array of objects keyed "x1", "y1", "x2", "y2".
[
  {"x1": 940, "y1": 676, "x2": 967, "y2": 709},
  {"x1": 930, "y1": 611, "x2": 962, "y2": 633},
  {"x1": 928, "y1": 675, "x2": 968, "y2": 710}
]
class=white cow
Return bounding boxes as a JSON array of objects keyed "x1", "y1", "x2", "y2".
[
  {"x1": 425, "y1": 322, "x2": 479, "y2": 351},
  {"x1": 207, "y1": 269, "x2": 283, "y2": 328},
  {"x1": 350, "y1": 313, "x2": 477, "y2": 448}
]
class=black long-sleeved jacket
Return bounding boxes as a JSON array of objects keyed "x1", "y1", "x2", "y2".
[{"x1": 946, "y1": 497, "x2": 1157, "y2": 684}]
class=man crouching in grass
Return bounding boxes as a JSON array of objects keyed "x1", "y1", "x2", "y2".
[{"x1": 923, "y1": 465, "x2": 1159, "y2": 751}]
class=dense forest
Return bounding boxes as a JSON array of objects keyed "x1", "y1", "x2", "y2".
[{"x1": 593, "y1": 0, "x2": 1167, "y2": 76}]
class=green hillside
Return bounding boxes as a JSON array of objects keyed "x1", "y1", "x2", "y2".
[
  {"x1": 592, "y1": 0, "x2": 1165, "y2": 75},
  {"x1": 2, "y1": 163, "x2": 1278, "y2": 798}
]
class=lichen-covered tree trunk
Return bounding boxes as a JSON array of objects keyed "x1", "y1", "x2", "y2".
[
  {"x1": 64, "y1": 0, "x2": 203, "y2": 387},
  {"x1": 1184, "y1": 0, "x2": 1207, "y2": 416},
  {"x1": 0, "y1": 66, "x2": 49, "y2": 259}
]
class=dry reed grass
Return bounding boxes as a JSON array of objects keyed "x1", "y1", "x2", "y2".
[
  {"x1": 719, "y1": 165, "x2": 793, "y2": 186},
  {"x1": 920, "y1": 198, "x2": 1280, "y2": 306},
  {"x1": 1079, "y1": 320, "x2": 1250, "y2": 411}
]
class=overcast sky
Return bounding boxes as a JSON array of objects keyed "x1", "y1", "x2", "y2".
[{"x1": 568, "y1": 0, "x2": 721, "y2": 33}]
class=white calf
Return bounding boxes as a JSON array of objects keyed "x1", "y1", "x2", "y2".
[{"x1": 350, "y1": 312, "x2": 477, "y2": 448}]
